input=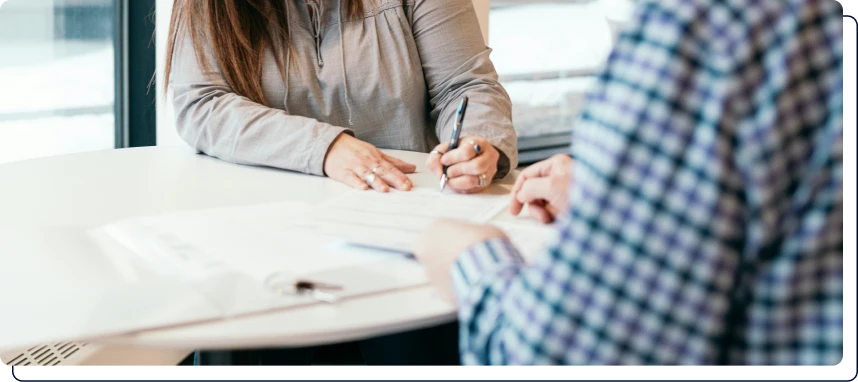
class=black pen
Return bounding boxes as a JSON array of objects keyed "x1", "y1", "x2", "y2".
[{"x1": 440, "y1": 96, "x2": 469, "y2": 192}]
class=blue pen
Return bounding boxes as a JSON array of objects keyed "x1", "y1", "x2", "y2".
[{"x1": 440, "y1": 96, "x2": 469, "y2": 192}]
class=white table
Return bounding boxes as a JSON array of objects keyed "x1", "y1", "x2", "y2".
[{"x1": 0, "y1": 146, "x2": 520, "y2": 353}]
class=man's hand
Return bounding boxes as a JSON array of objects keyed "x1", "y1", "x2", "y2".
[
  {"x1": 510, "y1": 154, "x2": 574, "y2": 224},
  {"x1": 414, "y1": 219, "x2": 507, "y2": 303}
]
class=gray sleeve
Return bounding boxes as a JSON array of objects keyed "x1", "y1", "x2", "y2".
[
  {"x1": 169, "y1": 31, "x2": 349, "y2": 176},
  {"x1": 410, "y1": 0, "x2": 519, "y2": 176}
]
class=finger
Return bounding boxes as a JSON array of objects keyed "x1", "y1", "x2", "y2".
[
  {"x1": 528, "y1": 203, "x2": 554, "y2": 224},
  {"x1": 510, "y1": 185, "x2": 526, "y2": 216},
  {"x1": 426, "y1": 156, "x2": 443, "y2": 178},
  {"x1": 382, "y1": 154, "x2": 417, "y2": 174},
  {"x1": 510, "y1": 201, "x2": 524, "y2": 216},
  {"x1": 446, "y1": 175, "x2": 480, "y2": 193},
  {"x1": 441, "y1": 137, "x2": 488, "y2": 166},
  {"x1": 425, "y1": 147, "x2": 445, "y2": 178},
  {"x1": 368, "y1": 170, "x2": 391, "y2": 193},
  {"x1": 527, "y1": 200, "x2": 553, "y2": 223},
  {"x1": 510, "y1": 174, "x2": 531, "y2": 215},
  {"x1": 519, "y1": 160, "x2": 554, "y2": 180},
  {"x1": 441, "y1": 146, "x2": 476, "y2": 167},
  {"x1": 509, "y1": 167, "x2": 535, "y2": 216},
  {"x1": 512, "y1": 169, "x2": 529, "y2": 192},
  {"x1": 546, "y1": 203, "x2": 563, "y2": 221},
  {"x1": 515, "y1": 178, "x2": 554, "y2": 205},
  {"x1": 550, "y1": 154, "x2": 574, "y2": 171},
  {"x1": 369, "y1": 175, "x2": 391, "y2": 193},
  {"x1": 375, "y1": 161, "x2": 413, "y2": 191},
  {"x1": 429, "y1": 142, "x2": 448, "y2": 156},
  {"x1": 357, "y1": 167, "x2": 391, "y2": 193},
  {"x1": 445, "y1": 153, "x2": 495, "y2": 179},
  {"x1": 342, "y1": 171, "x2": 370, "y2": 191}
]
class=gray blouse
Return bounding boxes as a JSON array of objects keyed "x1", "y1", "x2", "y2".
[{"x1": 169, "y1": 0, "x2": 517, "y2": 177}]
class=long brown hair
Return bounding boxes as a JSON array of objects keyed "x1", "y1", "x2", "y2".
[{"x1": 163, "y1": 0, "x2": 367, "y2": 104}]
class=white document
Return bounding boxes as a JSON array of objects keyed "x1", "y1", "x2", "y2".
[
  {"x1": 98, "y1": 202, "x2": 408, "y2": 285},
  {"x1": 490, "y1": 219, "x2": 558, "y2": 262},
  {"x1": 304, "y1": 188, "x2": 511, "y2": 253},
  {"x1": 78, "y1": 189, "x2": 509, "y2": 340},
  {"x1": 84, "y1": 200, "x2": 432, "y2": 341}
]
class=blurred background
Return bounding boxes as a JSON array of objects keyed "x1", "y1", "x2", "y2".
[
  {"x1": 489, "y1": 0, "x2": 635, "y2": 163},
  {"x1": 0, "y1": 0, "x2": 116, "y2": 164},
  {"x1": 0, "y1": 0, "x2": 635, "y2": 166}
]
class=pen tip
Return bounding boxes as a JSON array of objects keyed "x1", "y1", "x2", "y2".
[{"x1": 439, "y1": 175, "x2": 447, "y2": 192}]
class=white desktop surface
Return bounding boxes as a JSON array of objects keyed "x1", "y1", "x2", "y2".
[{"x1": 0, "y1": 146, "x2": 518, "y2": 351}]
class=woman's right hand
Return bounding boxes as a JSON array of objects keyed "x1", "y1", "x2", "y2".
[{"x1": 323, "y1": 133, "x2": 417, "y2": 192}]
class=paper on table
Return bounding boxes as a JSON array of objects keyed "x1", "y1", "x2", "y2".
[
  {"x1": 490, "y1": 219, "x2": 558, "y2": 262},
  {"x1": 322, "y1": 187, "x2": 509, "y2": 221},
  {"x1": 97, "y1": 202, "x2": 401, "y2": 285},
  {"x1": 93, "y1": 201, "x2": 432, "y2": 322},
  {"x1": 70, "y1": 194, "x2": 469, "y2": 343},
  {"x1": 99, "y1": 218, "x2": 234, "y2": 282},
  {"x1": 304, "y1": 188, "x2": 511, "y2": 253}
]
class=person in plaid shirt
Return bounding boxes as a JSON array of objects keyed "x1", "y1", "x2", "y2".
[{"x1": 415, "y1": 0, "x2": 843, "y2": 365}]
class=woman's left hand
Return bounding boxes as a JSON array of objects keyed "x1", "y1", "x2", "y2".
[{"x1": 426, "y1": 136, "x2": 499, "y2": 194}]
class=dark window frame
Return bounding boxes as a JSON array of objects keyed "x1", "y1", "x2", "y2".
[{"x1": 114, "y1": 0, "x2": 156, "y2": 148}]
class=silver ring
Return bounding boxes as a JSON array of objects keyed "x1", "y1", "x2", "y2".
[
  {"x1": 430, "y1": 150, "x2": 443, "y2": 156},
  {"x1": 473, "y1": 143, "x2": 483, "y2": 155},
  {"x1": 364, "y1": 173, "x2": 377, "y2": 186},
  {"x1": 478, "y1": 173, "x2": 488, "y2": 188}
]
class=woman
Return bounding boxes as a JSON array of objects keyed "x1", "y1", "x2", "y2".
[
  {"x1": 164, "y1": 0, "x2": 517, "y2": 365},
  {"x1": 164, "y1": 0, "x2": 517, "y2": 194}
]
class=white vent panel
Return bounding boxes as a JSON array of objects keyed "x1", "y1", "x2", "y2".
[{"x1": 1, "y1": 342, "x2": 91, "y2": 366}]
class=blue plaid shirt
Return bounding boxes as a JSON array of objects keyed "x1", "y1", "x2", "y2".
[{"x1": 453, "y1": 0, "x2": 843, "y2": 365}]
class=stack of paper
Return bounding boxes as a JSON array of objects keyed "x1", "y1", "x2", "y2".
[
  {"x1": 101, "y1": 188, "x2": 512, "y2": 276},
  {"x1": 68, "y1": 188, "x2": 510, "y2": 337}
]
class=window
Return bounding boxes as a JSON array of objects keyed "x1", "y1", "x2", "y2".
[
  {"x1": 489, "y1": 0, "x2": 635, "y2": 163},
  {"x1": 0, "y1": 0, "x2": 117, "y2": 164}
]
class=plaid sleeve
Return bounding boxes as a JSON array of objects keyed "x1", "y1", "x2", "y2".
[
  {"x1": 452, "y1": 0, "x2": 842, "y2": 365},
  {"x1": 452, "y1": 238, "x2": 525, "y2": 297},
  {"x1": 451, "y1": 238, "x2": 526, "y2": 365}
]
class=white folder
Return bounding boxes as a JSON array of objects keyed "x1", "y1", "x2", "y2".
[{"x1": 0, "y1": 204, "x2": 427, "y2": 352}]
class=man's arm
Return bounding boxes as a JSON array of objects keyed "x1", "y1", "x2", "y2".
[
  {"x1": 448, "y1": 0, "x2": 843, "y2": 364},
  {"x1": 452, "y1": 3, "x2": 745, "y2": 363}
]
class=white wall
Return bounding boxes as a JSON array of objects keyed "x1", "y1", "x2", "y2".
[
  {"x1": 155, "y1": 0, "x2": 491, "y2": 146},
  {"x1": 473, "y1": 0, "x2": 490, "y2": 44}
]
